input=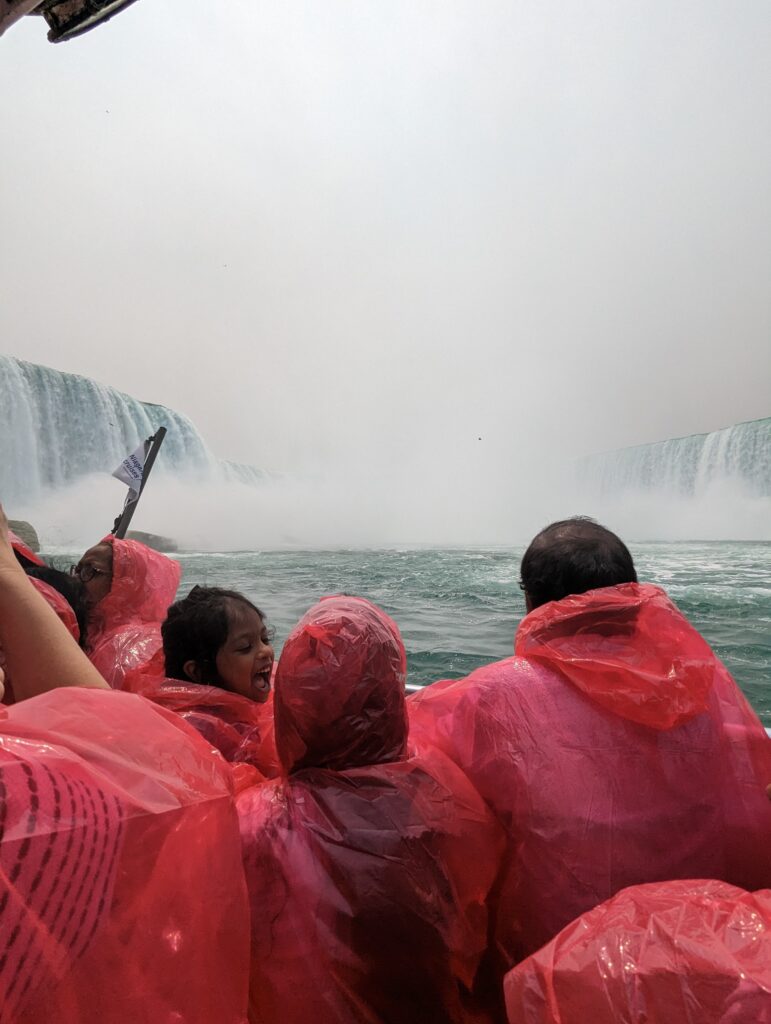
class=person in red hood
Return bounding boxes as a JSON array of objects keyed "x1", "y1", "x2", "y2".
[
  {"x1": 72, "y1": 534, "x2": 182, "y2": 688},
  {"x1": 503, "y1": 880, "x2": 771, "y2": 1024},
  {"x1": 237, "y1": 596, "x2": 504, "y2": 1024},
  {"x1": 409, "y1": 517, "x2": 771, "y2": 969}
]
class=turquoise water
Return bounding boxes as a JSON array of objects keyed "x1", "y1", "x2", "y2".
[{"x1": 169, "y1": 541, "x2": 771, "y2": 725}]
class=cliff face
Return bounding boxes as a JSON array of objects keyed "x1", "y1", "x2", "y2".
[
  {"x1": 8, "y1": 519, "x2": 40, "y2": 552},
  {"x1": 126, "y1": 530, "x2": 179, "y2": 553}
]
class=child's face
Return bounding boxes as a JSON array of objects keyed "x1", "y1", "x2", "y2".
[{"x1": 215, "y1": 602, "x2": 274, "y2": 703}]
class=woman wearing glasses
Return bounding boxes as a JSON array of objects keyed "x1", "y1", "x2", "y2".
[
  {"x1": 70, "y1": 542, "x2": 113, "y2": 607},
  {"x1": 71, "y1": 535, "x2": 181, "y2": 688}
]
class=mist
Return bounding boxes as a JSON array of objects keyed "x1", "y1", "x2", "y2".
[
  {"x1": 15, "y1": 455, "x2": 770, "y2": 553},
  {"x1": 1, "y1": 1, "x2": 770, "y2": 543}
]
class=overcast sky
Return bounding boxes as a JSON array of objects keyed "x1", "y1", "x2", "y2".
[{"x1": 1, "y1": 1, "x2": 769, "y2": 483}]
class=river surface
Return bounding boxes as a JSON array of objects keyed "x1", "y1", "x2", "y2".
[{"x1": 153, "y1": 541, "x2": 771, "y2": 724}]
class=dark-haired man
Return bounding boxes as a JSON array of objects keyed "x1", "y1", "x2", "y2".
[
  {"x1": 409, "y1": 516, "x2": 771, "y2": 982},
  {"x1": 518, "y1": 516, "x2": 636, "y2": 610}
]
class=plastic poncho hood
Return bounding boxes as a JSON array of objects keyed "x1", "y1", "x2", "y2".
[
  {"x1": 87, "y1": 535, "x2": 181, "y2": 642},
  {"x1": 8, "y1": 529, "x2": 44, "y2": 568},
  {"x1": 29, "y1": 576, "x2": 80, "y2": 641},
  {"x1": 86, "y1": 537, "x2": 182, "y2": 689},
  {"x1": 238, "y1": 596, "x2": 504, "y2": 1024},
  {"x1": 124, "y1": 650, "x2": 280, "y2": 779},
  {"x1": 515, "y1": 582, "x2": 714, "y2": 729},
  {"x1": 409, "y1": 581, "x2": 771, "y2": 962},
  {"x1": 275, "y1": 596, "x2": 408, "y2": 773},
  {"x1": 504, "y1": 880, "x2": 771, "y2": 1024}
]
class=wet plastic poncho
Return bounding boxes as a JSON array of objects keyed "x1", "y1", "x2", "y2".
[
  {"x1": 124, "y1": 650, "x2": 280, "y2": 778},
  {"x1": 8, "y1": 529, "x2": 44, "y2": 569},
  {"x1": 237, "y1": 596, "x2": 504, "y2": 1024},
  {"x1": 28, "y1": 576, "x2": 80, "y2": 641},
  {"x1": 87, "y1": 535, "x2": 181, "y2": 689},
  {"x1": 0, "y1": 687, "x2": 249, "y2": 1023},
  {"x1": 408, "y1": 583, "x2": 771, "y2": 964},
  {"x1": 503, "y1": 880, "x2": 771, "y2": 1024}
]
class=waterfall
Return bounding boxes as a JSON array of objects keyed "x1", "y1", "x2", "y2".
[
  {"x1": 0, "y1": 355, "x2": 263, "y2": 505},
  {"x1": 582, "y1": 418, "x2": 771, "y2": 497}
]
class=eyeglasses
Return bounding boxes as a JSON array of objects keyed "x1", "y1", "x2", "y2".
[{"x1": 69, "y1": 563, "x2": 111, "y2": 584}]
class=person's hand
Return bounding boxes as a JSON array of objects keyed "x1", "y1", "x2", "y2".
[
  {"x1": 0, "y1": 503, "x2": 23, "y2": 577},
  {"x1": 0, "y1": 501, "x2": 9, "y2": 546}
]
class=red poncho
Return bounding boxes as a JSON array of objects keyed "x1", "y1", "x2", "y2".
[
  {"x1": 409, "y1": 583, "x2": 771, "y2": 965},
  {"x1": 86, "y1": 536, "x2": 181, "y2": 689},
  {"x1": 125, "y1": 650, "x2": 280, "y2": 779},
  {"x1": 503, "y1": 880, "x2": 771, "y2": 1023},
  {"x1": 237, "y1": 596, "x2": 504, "y2": 1024},
  {"x1": 0, "y1": 687, "x2": 249, "y2": 1023},
  {"x1": 8, "y1": 530, "x2": 44, "y2": 568},
  {"x1": 29, "y1": 576, "x2": 80, "y2": 641},
  {"x1": 7, "y1": 530, "x2": 78, "y2": 642}
]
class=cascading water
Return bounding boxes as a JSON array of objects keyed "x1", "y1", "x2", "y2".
[
  {"x1": 0, "y1": 355, "x2": 266, "y2": 505},
  {"x1": 583, "y1": 418, "x2": 771, "y2": 497},
  {"x1": 575, "y1": 417, "x2": 771, "y2": 542},
  {"x1": 2, "y1": 355, "x2": 768, "y2": 546}
]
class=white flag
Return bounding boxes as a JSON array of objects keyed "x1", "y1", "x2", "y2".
[{"x1": 112, "y1": 440, "x2": 148, "y2": 501}]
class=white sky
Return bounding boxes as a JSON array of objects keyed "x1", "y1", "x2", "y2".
[{"x1": 1, "y1": 1, "x2": 769, "y2": 480}]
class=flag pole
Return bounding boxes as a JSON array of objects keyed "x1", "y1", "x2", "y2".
[{"x1": 112, "y1": 427, "x2": 167, "y2": 539}]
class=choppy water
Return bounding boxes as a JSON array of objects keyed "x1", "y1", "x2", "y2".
[{"x1": 160, "y1": 541, "x2": 771, "y2": 725}]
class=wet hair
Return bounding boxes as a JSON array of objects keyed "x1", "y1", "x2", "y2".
[
  {"x1": 13, "y1": 548, "x2": 39, "y2": 571},
  {"x1": 26, "y1": 566, "x2": 89, "y2": 647},
  {"x1": 162, "y1": 585, "x2": 267, "y2": 684},
  {"x1": 519, "y1": 517, "x2": 637, "y2": 609}
]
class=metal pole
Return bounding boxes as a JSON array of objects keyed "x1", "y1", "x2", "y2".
[{"x1": 112, "y1": 426, "x2": 167, "y2": 538}]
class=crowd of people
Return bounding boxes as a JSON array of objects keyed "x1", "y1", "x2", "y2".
[{"x1": 1, "y1": 506, "x2": 770, "y2": 1023}]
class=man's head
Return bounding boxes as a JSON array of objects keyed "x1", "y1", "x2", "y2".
[{"x1": 519, "y1": 517, "x2": 637, "y2": 611}]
